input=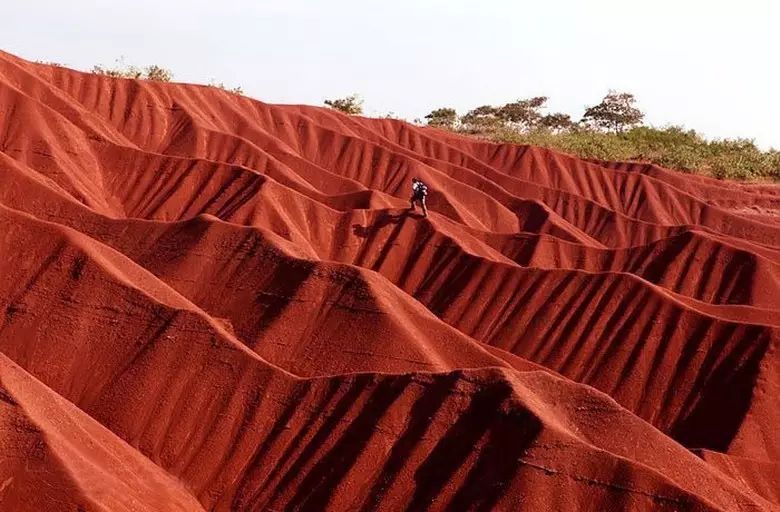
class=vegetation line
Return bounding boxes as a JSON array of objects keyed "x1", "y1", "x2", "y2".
[
  {"x1": 35, "y1": 58, "x2": 779, "y2": 182},
  {"x1": 325, "y1": 92, "x2": 780, "y2": 182}
]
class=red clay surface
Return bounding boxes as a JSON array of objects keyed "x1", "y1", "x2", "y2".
[{"x1": 0, "y1": 50, "x2": 778, "y2": 511}]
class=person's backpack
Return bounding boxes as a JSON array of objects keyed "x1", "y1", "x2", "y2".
[{"x1": 417, "y1": 182, "x2": 428, "y2": 196}]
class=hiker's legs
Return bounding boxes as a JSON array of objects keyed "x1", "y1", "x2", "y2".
[
  {"x1": 421, "y1": 197, "x2": 428, "y2": 217},
  {"x1": 409, "y1": 194, "x2": 416, "y2": 211}
]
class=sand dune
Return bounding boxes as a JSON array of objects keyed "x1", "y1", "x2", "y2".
[{"x1": 0, "y1": 50, "x2": 777, "y2": 510}]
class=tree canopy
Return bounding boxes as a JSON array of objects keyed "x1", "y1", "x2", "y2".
[
  {"x1": 324, "y1": 94, "x2": 364, "y2": 115},
  {"x1": 425, "y1": 108, "x2": 458, "y2": 128},
  {"x1": 582, "y1": 91, "x2": 644, "y2": 133}
]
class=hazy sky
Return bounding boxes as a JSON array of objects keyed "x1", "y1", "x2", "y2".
[{"x1": 3, "y1": 0, "x2": 778, "y2": 148}]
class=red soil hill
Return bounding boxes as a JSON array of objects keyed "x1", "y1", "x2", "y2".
[{"x1": 0, "y1": 50, "x2": 777, "y2": 511}]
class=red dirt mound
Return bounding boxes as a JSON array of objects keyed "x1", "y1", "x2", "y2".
[
  {"x1": 0, "y1": 354, "x2": 205, "y2": 511},
  {"x1": 0, "y1": 50, "x2": 778, "y2": 511}
]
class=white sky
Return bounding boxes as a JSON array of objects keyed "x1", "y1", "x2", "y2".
[{"x1": 2, "y1": 0, "x2": 778, "y2": 148}]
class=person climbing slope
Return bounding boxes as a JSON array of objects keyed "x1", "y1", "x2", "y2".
[{"x1": 409, "y1": 177, "x2": 429, "y2": 217}]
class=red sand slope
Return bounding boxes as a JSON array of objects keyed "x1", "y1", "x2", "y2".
[
  {"x1": 0, "y1": 50, "x2": 778, "y2": 511},
  {"x1": 0, "y1": 354, "x2": 205, "y2": 511}
]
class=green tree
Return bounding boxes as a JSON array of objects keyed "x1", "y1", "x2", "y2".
[
  {"x1": 540, "y1": 112, "x2": 574, "y2": 132},
  {"x1": 324, "y1": 94, "x2": 363, "y2": 115},
  {"x1": 582, "y1": 91, "x2": 644, "y2": 133},
  {"x1": 144, "y1": 65, "x2": 173, "y2": 82},
  {"x1": 461, "y1": 105, "x2": 504, "y2": 132},
  {"x1": 425, "y1": 107, "x2": 458, "y2": 128},
  {"x1": 498, "y1": 96, "x2": 548, "y2": 130}
]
